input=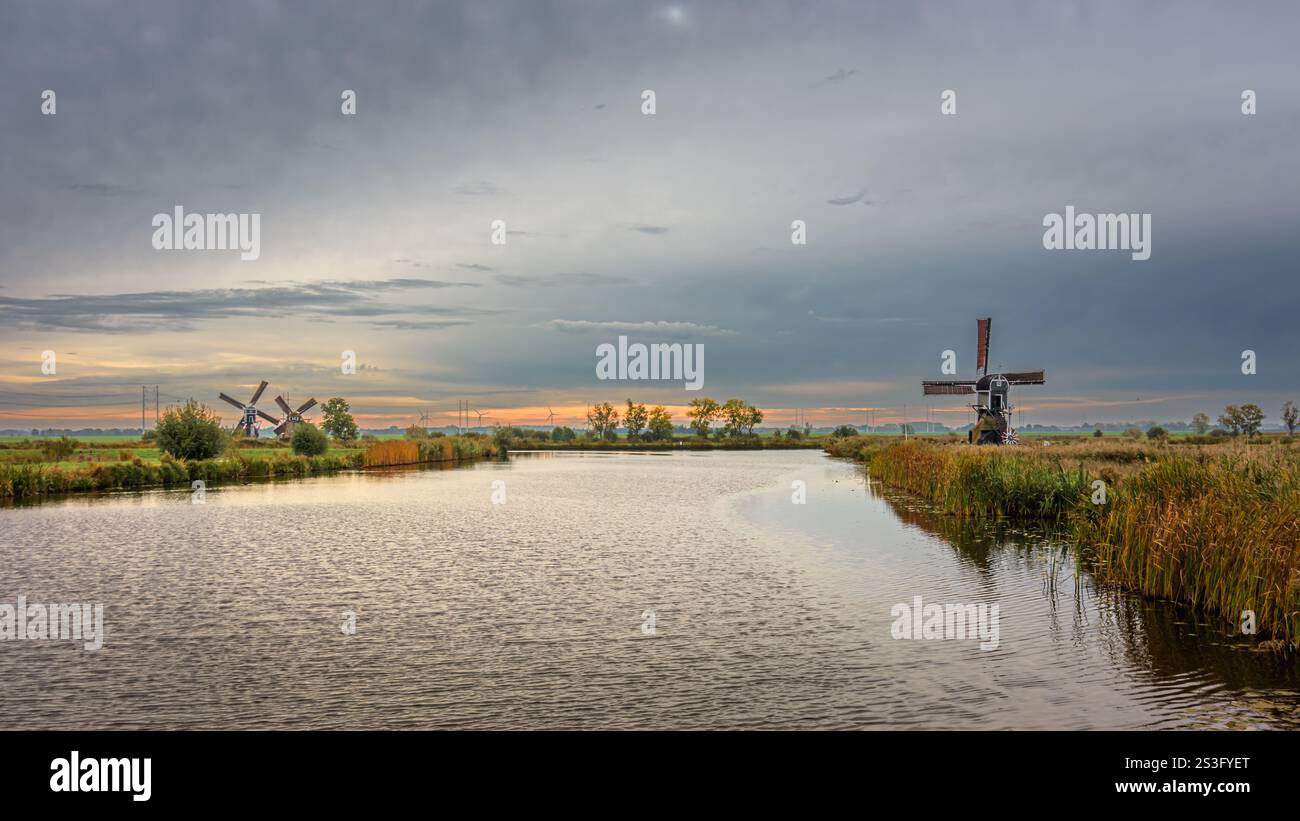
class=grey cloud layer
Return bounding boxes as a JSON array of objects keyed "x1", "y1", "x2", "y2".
[
  {"x1": 1, "y1": 1, "x2": 1298, "y2": 422},
  {"x1": 0, "y1": 279, "x2": 484, "y2": 333}
]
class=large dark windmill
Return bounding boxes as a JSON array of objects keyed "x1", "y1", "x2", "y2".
[
  {"x1": 268, "y1": 395, "x2": 318, "y2": 440},
  {"x1": 219, "y1": 380, "x2": 277, "y2": 437},
  {"x1": 921, "y1": 318, "x2": 1046, "y2": 445}
]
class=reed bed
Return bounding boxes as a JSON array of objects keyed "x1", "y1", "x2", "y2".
[
  {"x1": 1075, "y1": 453, "x2": 1300, "y2": 644},
  {"x1": 361, "y1": 435, "x2": 497, "y2": 467},
  {"x1": 843, "y1": 438, "x2": 1300, "y2": 644},
  {"x1": 863, "y1": 439, "x2": 1090, "y2": 519},
  {"x1": 0, "y1": 453, "x2": 358, "y2": 499},
  {"x1": 362, "y1": 440, "x2": 421, "y2": 467}
]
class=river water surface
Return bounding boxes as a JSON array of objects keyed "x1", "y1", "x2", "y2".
[{"x1": 1, "y1": 450, "x2": 1296, "y2": 729}]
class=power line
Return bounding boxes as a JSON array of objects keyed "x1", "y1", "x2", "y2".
[{"x1": 0, "y1": 397, "x2": 144, "y2": 407}]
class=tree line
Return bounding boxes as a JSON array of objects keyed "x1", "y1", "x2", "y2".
[{"x1": 580, "y1": 398, "x2": 765, "y2": 441}]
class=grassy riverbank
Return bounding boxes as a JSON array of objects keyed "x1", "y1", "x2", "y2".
[
  {"x1": 0, "y1": 435, "x2": 497, "y2": 501},
  {"x1": 826, "y1": 436, "x2": 1300, "y2": 646},
  {"x1": 511, "y1": 437, "x2": 826, "y2": 451}
]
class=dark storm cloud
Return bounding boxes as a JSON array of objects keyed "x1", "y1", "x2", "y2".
[
  {"x1": 1, "y1": 1, "x2": 1298, "y2": 423},
  {"x1": 365, "y1": 319, "x2": 473, "y2": 331},
  {"x1": 69, "y1": 183, "x2": 139, "y2": 197},
  {"x1": 825, "y1": 190, "x2": 865, "y2": 206},
  {"x1": 811, "y1": 68, "x2": 858, "y2": 88},
  {"x1": 497, "y1": 272, "x2": 632, "y2": 288},
  {"x1": 0, "y1": 279, "x2": 483, "y2": 333},
  {"x1": 453, "y1": 182, "x2": 502, "y2": 197}
]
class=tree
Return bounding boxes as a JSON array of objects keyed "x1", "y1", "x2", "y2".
[
  {"x1": 1146, "y1": 426, "x2": 1168, "y2": 441},
  {"x1": 686, "y1": 397, "x2": 721, "y2": 437},
  {"x1": 832, "y1": 425, "x2": 859, "y2": 438},
  {"x1": 492, "y1": 426, "x2": 521, "y2": 450},
  {"x1": 1238, "y1": 404, "x2": 1265, "y2": 438},
  {"x1": 156, "y1": 400, "x2": 227, "y2": 460},
  {"x1": 785, "y1": 427, "x2": 803, "y2": 441},
  {"x1": 721, "y1": 399, "x2": 749, "y2": 438},
  {"x1": 291, "y1": 421, "x2": 329, "y2": 455},
  {"x1": 1191, "y1": 412, "x2": 1210, "y2": 435},
  {"x1": 646, "y1": 406, "x2": 673, "y2": 441},
  {"x1": 1093, "y1": 428, "x2": 1104, "y2": 438},
  {"x1": 1218, "y1": 405, "x2": 1241, "y2": 435},
  {"x1": 320, "y1": 397, "x2": 359, "y2": 442},
  {"x1": 551, "y1": 426, "x2": 576, "y2": 442},
  {"x1": 624, "y1": 400, "x2": 648, "y2": 440},
  {"x1": 587, "y1": 402, "x2": 619, "y2": 440},
  {"x1": 1283, "y1": 401, "x2": 1298, "y2": 436},
  {"x1": 742, "y1": 403, "x2": 763, "y2": 435},
  {"x1": 405, "y1": 424, "x2": 429, "y2": 439}
]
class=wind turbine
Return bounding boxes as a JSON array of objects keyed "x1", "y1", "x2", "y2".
[
  {"x1": 546, "y1": 406, "x2": 557, "y2": 425},
  {"x1": 471, "y1": 408, "x2": 487, "y2": 428}
]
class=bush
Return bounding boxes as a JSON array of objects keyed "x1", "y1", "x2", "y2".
[
  {"x1": 832, "y1": 425, "x2": 860, "y2": 438},
  {"x1": 1146, "y1": 426, "x2": 1168, "y2": 441},
  {"x1": 41, "y1": 436, "x2": 78, "y2": 461},
  {"x1": 157, "y1": 401, "x2": 227, "y2": 460},
  {"x1": 291, "y1": 422, "x2": 329, "y2": 456},
  {"x1": 492, "y1": 426, "x2": 518, "y2": 450}
]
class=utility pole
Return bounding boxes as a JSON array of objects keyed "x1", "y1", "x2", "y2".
[
  {"x1": 903, "y1": 404, "x2": 908, "y2": 439},
  {"x1": 141, "y1": 385, "x2": 146, "y2": 434},
  {"x1": 154, "y1": 385, "x2": 160, "y2": 425}
]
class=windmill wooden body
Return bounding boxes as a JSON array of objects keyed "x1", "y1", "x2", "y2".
[{"x1": 921, "y1": 318, "x2": 1045, "y2": 445}]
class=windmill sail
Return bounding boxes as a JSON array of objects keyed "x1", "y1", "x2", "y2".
[
  {"x1": 976, "y1": 317, "x2": 991, "y2": 375},
  {"x1": 1003, "y1": 370, "x2": 1045, "y2": 385},
  {"x1": 922, "y1": 380, "x2": 977, "y2": 395}
]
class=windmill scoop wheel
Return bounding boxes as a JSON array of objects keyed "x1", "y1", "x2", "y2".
[{"x1": 919, "y1": 318, "x2": 1045, "y2": 446}]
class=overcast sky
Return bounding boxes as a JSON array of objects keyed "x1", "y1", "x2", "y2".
[{"x1": 2, "y1": 0, "x2": 1297, "y2": 429}]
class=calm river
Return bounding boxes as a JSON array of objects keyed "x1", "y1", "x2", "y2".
[{"x1": 1, "y1": 450, "x2": 1296, "y2": 729}]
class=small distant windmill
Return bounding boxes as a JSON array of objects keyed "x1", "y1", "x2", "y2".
[
  {"x1": 219, "y1": 380, "x2": 276, "y2": 437},
  {"x1": 546, "y1": 406, "x2": 557, "y2": 425},
  {"x1": 921, "y1": 317, "x2": 1045, "y2": 445},
  {"x1": 470, "y1": 408, "x2": 487, "y2": 428},
  {"x1": 266, "y1": 395, "x2": 319, "y2": 440}
]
